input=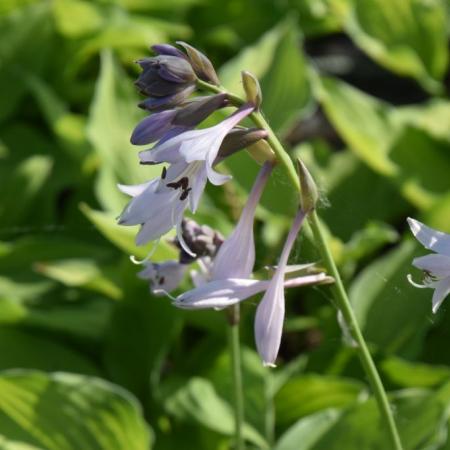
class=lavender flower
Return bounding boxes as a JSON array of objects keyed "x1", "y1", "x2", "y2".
[
  {"x1": 407, "y1": 217, "x2": 450, "y2": 313},
  {"x1": 138, "y1": 260, "x2": 187, "y2": 295},
  {"x1": 139, "y1": 104, "x2": 255, "y2": 185},
  {"x1": 254, "y1": 209, "x2": 308, "y2": 366}
]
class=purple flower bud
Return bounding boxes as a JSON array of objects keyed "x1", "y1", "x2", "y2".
[
  {"x1": 151, "y1": 44, "x2": 187, "y2": 59},
  {"x1": 177, "y1": 41, "x2": 220, "y2": 85},
  {"x1": 216, "y1": 127, "x2": 268, "y2": 161},
  {"x1": 131, "y1": 110, "x2": 177, "y2": 145},
  {"x1": 138, "y1": 85, "x2": 196, "y2": 112}
]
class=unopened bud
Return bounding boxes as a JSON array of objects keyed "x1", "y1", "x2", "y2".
[
  {"x1": 242, "y1": 71, "x2": 262, "y2": 108},
  {"x1": 217, "y1": 127, "x2": 268, "y2": 161},
  {"x1": 247, "y1": 138, "x2": 276, "y2": 165},
  {"x1": 177, "y1": 41, "x2": 220, "y2": 86},
  {"x1": 296, "y1": 158, "x2": 318, "y2": 212}
]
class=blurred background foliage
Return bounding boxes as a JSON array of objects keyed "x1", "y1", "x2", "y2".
[{"x1": 0, "y1": 0, "x2": 450, "y2": 448}]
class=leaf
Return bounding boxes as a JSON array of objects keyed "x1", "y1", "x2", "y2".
[
  {"x1": 0, "y1": 156, "x2": 53, "y2": 226},
  {"x1": 86, "y1": 51, "x2": 162, "y2": 212},
  {"x1": 34, "y1": 259, "x2": 122, "y2": 300},
  {"x1": 275, "y1": 374, "x2": 366, "y2": 427},
  {"x1": 0, "y1": 328, "x2": 99, "y2": 376},
  {"x1": 382, "y1": 357, "x2": 450, "y2": 388},
  {"x1": 316, "y1": 76, "x2": 399, "y2": 176},
  {"x1": 0, "y1": 370, "x2": 152, "y2": 450},
  {"x1": 220, "y1": 19, "x2": 311, "y2": 132},
  {"x1": 349, "y1": 239, "x2": 433, "y2": 356},
  {"x1": 344, "y1": 0, "x2": 448, "y2": 92},
  {"x1": 274, "y1": 409, "x2": 342, "y2": 450},
  {"x1": 164, "y1": 377, "x2": 268, "y2": 448},
  {"x1": 0, "y1": 3, "x2": 53, "y2": 122},
  {"x1": 80, "y1": 203, "x2": 177, "y2": 261}
]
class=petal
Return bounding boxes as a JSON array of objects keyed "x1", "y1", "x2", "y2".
[
  {"x1": 254, "y1": 272, "x2": 285, "y2": 367},
  {"x1": 117, "y1": 180, "x2": 154, "y2": 198},
  {"x1": 131, "y1": 110, "x2": 176, "y2": 145},
  {"x1": 189, "y1": 163, "x2": 208, "y2": 212},
  {"x1": 432, "y1": 277, "x2": 450, "y2": 313},
  {"x1": 412, "y1": 254, "x2": 450, "y2": 278},
  {"x1": 408, "y1": 217, "x2": 450, "y2": 257},
  {"x1": 174, "y1": 278, "x2": 270, "y2": 309}
]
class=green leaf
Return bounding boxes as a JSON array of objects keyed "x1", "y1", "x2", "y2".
[
  {"x1": 0, "y1": 3, "x2": 53, "y2": 122},
  {"x1": 163, "y1": 377, "x2": 268, "y2": 448},
  {"x1": 344, "y1": 0, "x2": 448, "y2": 92},
  {"x1": 80, "y1": 203, "x2": 177, "y2": 261},
  {"x1": 0, "y1": 156, "x2": 53, "y2": 226},
  {"x1": 349, "y1": 239, "x2": 433, "y2": 355},
  {"x1": 87, "y1": 51, "x2": 161, "y2": 212},
  {"x1": 274, "y1": 409, "x2": 342, "y2": 450},
  {"x1": 34, "y1": 259, "x2": 122, "y2": 300},
  {"x1": 382, "y1": 357, "x2": 450, "y2": 389},
  {"x1": 275, "y1": 374, "x2": 366, "y2": 427},
  {"x1": 0, "y1": 328, "x2": 99, "y2": 376},
  {"x1": 220, "y1": 19, "x2": 311, "y2": 132},
  {"x1": 0, "y1": 370, "x2": 152, "y2": 450}
]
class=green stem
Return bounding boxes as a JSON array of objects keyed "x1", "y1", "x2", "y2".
[
  {"x1": 198, "y1": 78, "x2": 403, "y2": 450},
  {"x1": 229, "y1": 304, "x2": 245, "y2": 450}
]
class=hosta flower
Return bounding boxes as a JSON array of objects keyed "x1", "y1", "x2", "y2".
[
  {"x1": 407, "y1": 217, "x2": 450, "y2": 313},
  {"x1": 132, "y1": 94, "x2": 227, "y2": 145},
  {"x1": 139, "y1": 104, "x2": 254, "y2": 185},
  {"x1": 138, "y1": 260, "x2": 187, "y2": 295}
]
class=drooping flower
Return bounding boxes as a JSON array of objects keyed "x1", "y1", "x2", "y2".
[
  {"x1": 211, "y1": 161, "x2": 273, "y2": 280},
  {"x1": 407, "y1": 217, "x2": 450, "y2": 313},
  {"x1": 138, "y1": 260, "x2": 187, "y2": 295},
  {"x1": 139, "y1": 104, "x2": 255, "y2": 186},
  {"x1": 254, "y1": 209, "x2": 308, "y2": 366}
]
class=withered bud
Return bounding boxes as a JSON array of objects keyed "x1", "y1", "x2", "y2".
[
  {"x1": 175, "y1": 219, "x2": 224, "y2": 264},
  {"x1": 296, "y1": 158, "x2": 319, "y2": 212},
  {"x1": 242, "y1": 71, "x2": 262, "y2": 108},
  {"x1": 216, "y1": 127, "x2": 268, "y2": 161},
  {"x1": 177, "y1": 41, "x2": 220, "y2": 86}
]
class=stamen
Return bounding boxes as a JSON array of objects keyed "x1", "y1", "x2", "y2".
[
  {"x1": 406, "y1": 273, "x2": 429, "y2": 289},
  {"x1": 179, "y1": 188, "x2": 191, "y2": 201},
  {"x1": 161, "y1": 167, "x2": 167, "y2": 179},
  {"x1": 129, "y1": 238, "x2": 161, "y2": 264},
  {"x1": 153, "y1": 288, "x2": 177, "y2": 301}
]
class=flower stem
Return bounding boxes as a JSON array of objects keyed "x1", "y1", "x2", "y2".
[
  {"x1": 199, "y1": 78, "x2": 403, "y2": 450},
  {"x1": 229, "y1": 304, "x2": 245, "y2": 450}
]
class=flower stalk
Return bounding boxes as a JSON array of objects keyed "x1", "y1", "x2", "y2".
[{"x1": 197, "y1": 78, "x2": 403, "y2": 450}]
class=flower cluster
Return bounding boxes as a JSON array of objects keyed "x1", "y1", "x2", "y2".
[{"x1": 118, "y1": 42, "x2": 331, "y2": 366}]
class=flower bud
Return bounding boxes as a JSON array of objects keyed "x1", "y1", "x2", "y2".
[
  {"x1": 247, "y1": 138, "x2": 276, "y2": 165},
  {"x1": 217, "y1": 127, "x2": 268, "y2": 161},
  {"x1": 173, "y1": 94, "x2": 227, "y2": 127},
  {"x1": 177, "y1": 41, "x2": 220, "y2": 86},
  {"x1": 242, "y1": 71, "x2": 262, "y2": 108},
  {"x1": 296, "y1": 158, "x2": 319, "y2": 212}
]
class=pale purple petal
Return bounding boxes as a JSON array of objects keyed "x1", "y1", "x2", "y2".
[
  {"x1": 174, "y1": 278, "x2": 270, "y2": 309},
  {"x1": 412, "y1": 254, "x2": 450, "y2": 278},
  {"x1": 212, "y1": 162, "x2": 272, "y2": 280},
  {"x1": 189, "y1": 163, "x2": 208, "y2": 212},
  {"x1": 408, "y1": 217, "x2": 450, "y2": 257},
  {"x1": 139, "y1": 260, "x2": 186, "y2": 295},
  {"x1": 432, "y1": 277, "x2": 450, "y2": 313},
  {"x1": 118, "y1": 180, "x2": 154, "y2": 197},
  {"x1": 254, "y1": 271, "x2": 285, "y2": 367}
]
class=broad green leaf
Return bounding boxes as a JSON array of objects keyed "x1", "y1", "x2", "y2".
[
  {"x1": 274, "y1": 409, "x2": 342, "y2": 450},
  {"x1": 0, "y1": 435, "x2": 42, "y2": 450},
  {"x1": 0, "y1": 370, "x2": 152, "y2": 450},
  {"x1": 80, "y1": 203, "x2": 177, "y2": 261},
  {"x1": 382, "y1": 357, "x2": 450, "y2": 388},
  {"x1": 344, "y1": 0, "x2": 448, "y2": 92},
  {"x1": 349, "y1": 239, "x2": 433, "y2": 355},
  {"x1": 220, "y1": 19, "x2": 311, "y2": 132},
  {"x1": 0, "y1": 328, "x2": 99, "y2": 375},
  {"x1": 275, "y1": 388, "x2": 450, "y2": 449},
  {"x1": 316, "y1": 76, "x2": 399, "y2": 176},
  {"x1": 164, "y1": 377, "x2": 268, "y2": 448},
  {"x1": 275, "y1": 374, "x2": 366, "y2": 426},
  {"x1": 87, "y1": 51, "x2": 161, "y2": 211},
  {"x1": 34, "y1": 259, "x2": 122, "y2": 300},
  {"x1": 0, "y1": 156, "x2": 53, "y2": 226},
  {"x1": 52, "y1": 0, "x2": 104, "y2": 37},
  {"x1": 0, "y1": 3, "x2": 53, "y2": 122}
]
